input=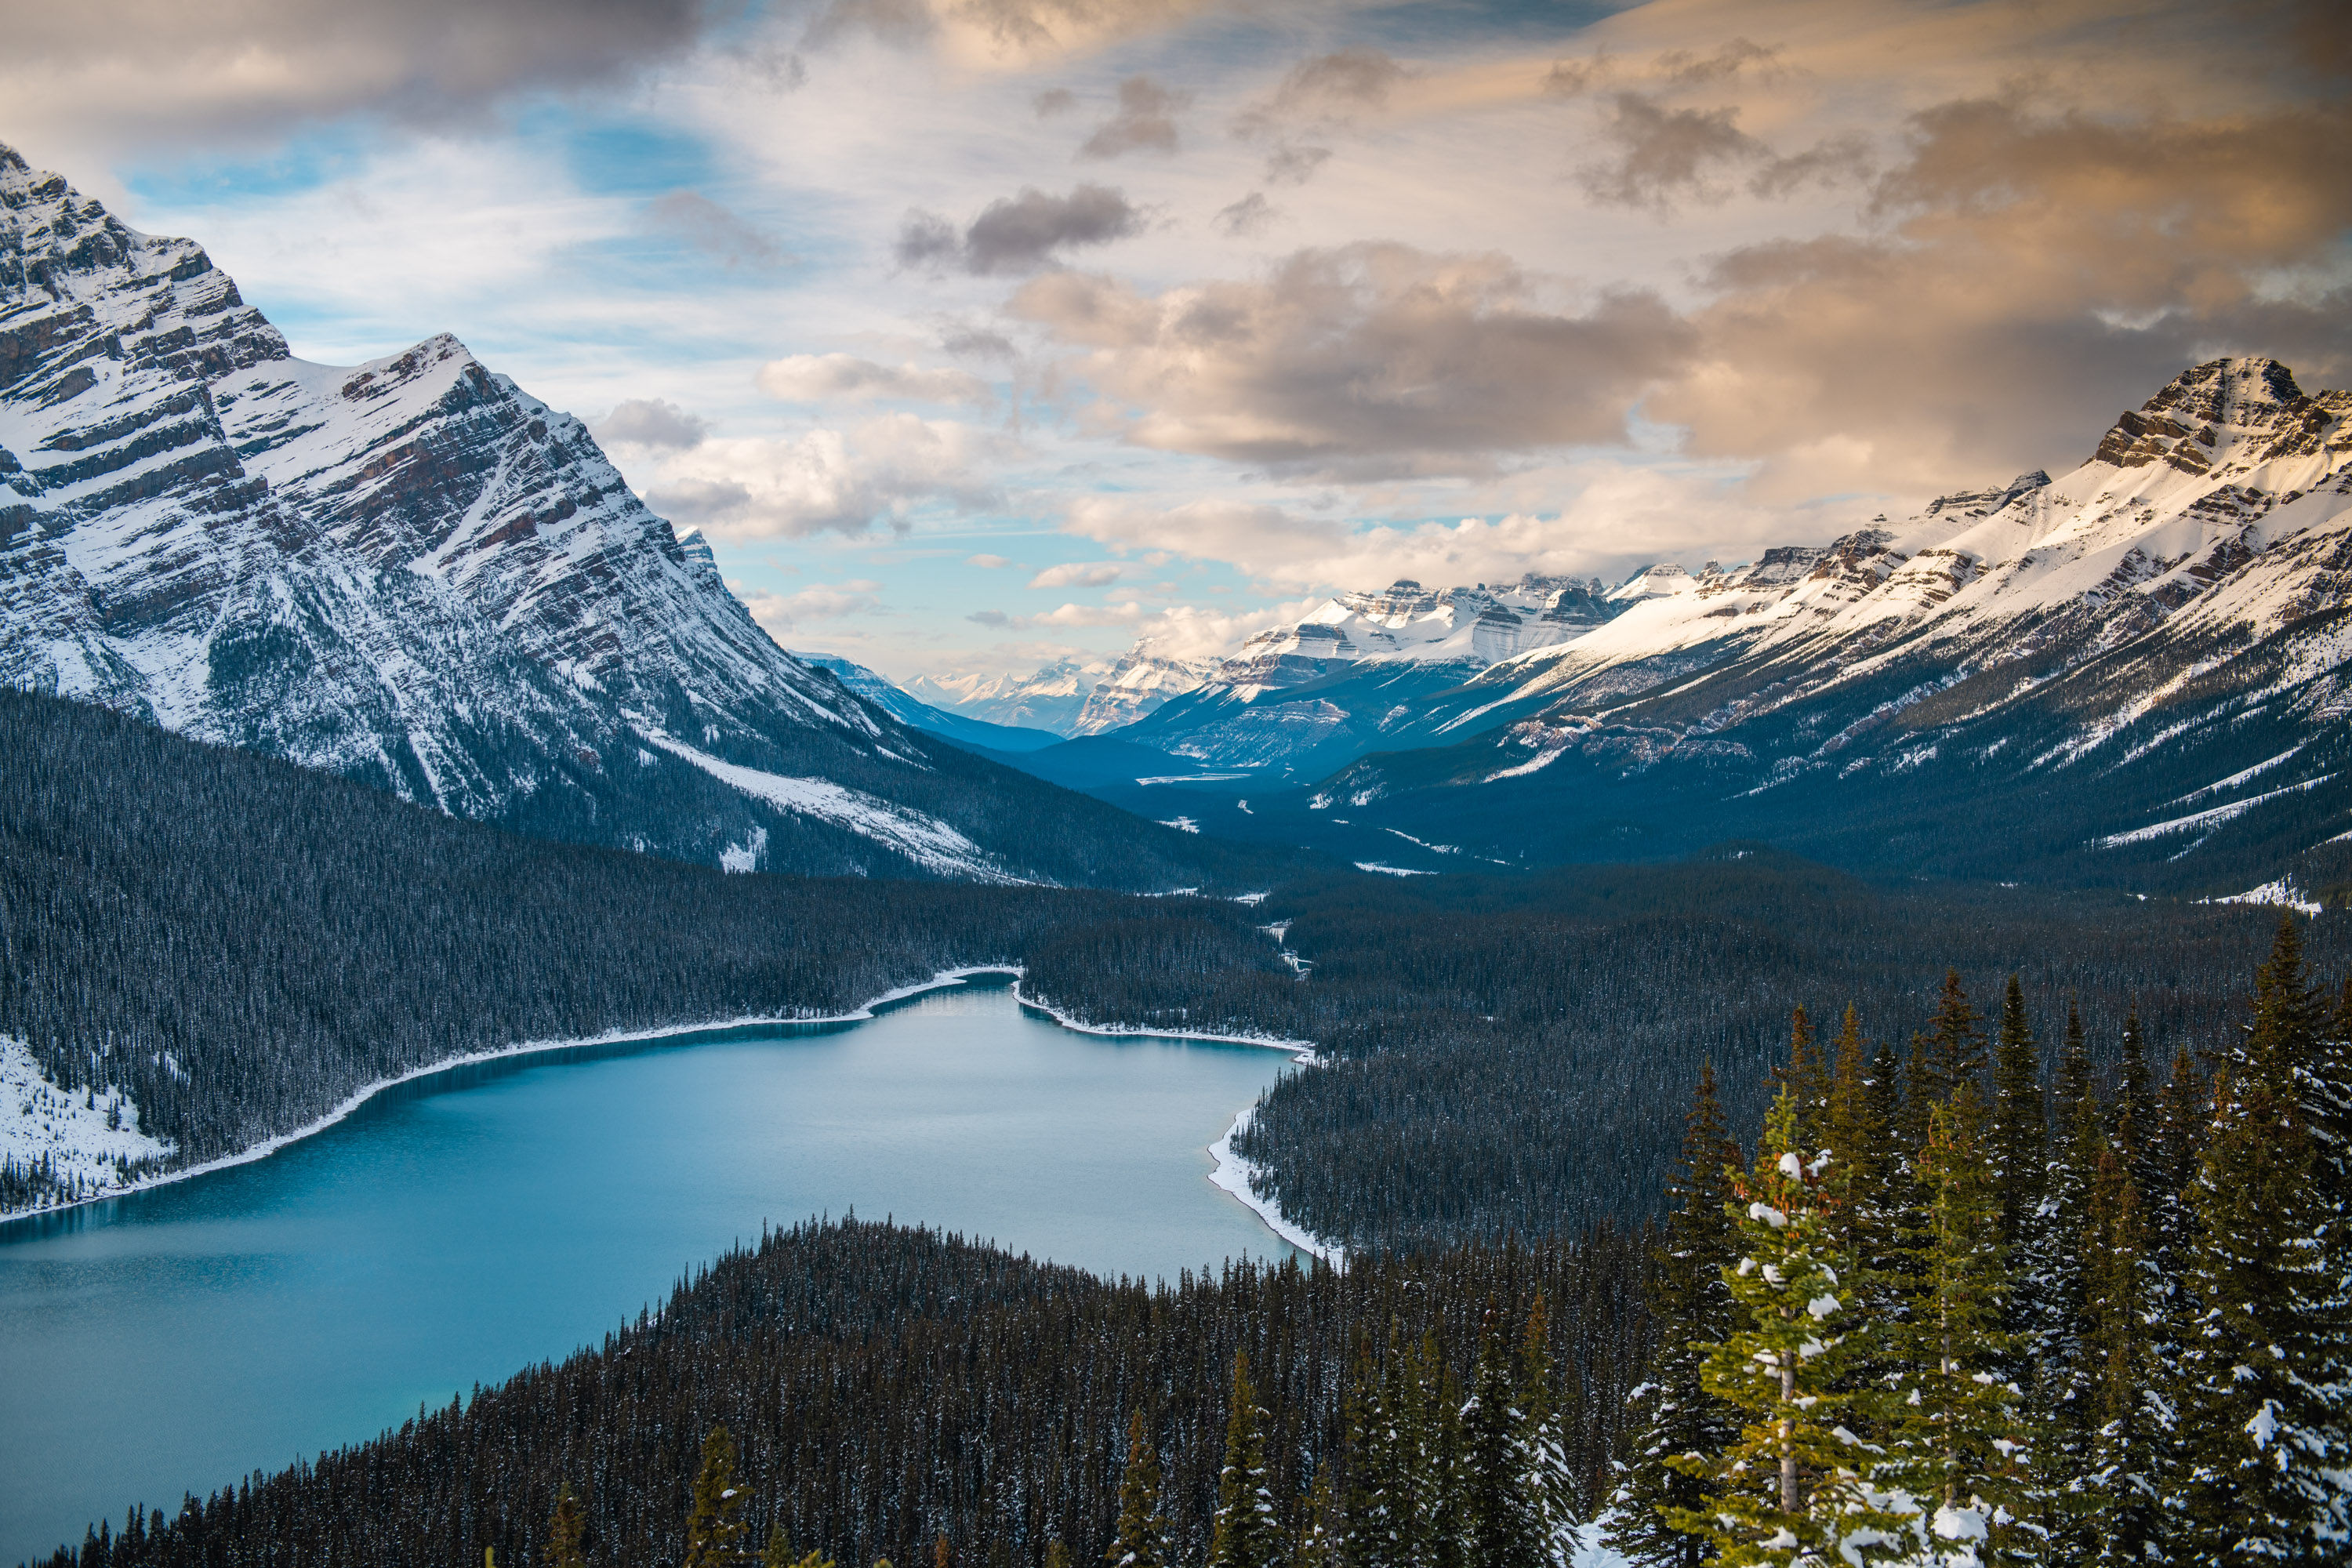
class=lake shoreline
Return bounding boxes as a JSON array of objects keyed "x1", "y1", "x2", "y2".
[
  {"x1": 0, "y1": 966, "x2": 1018, "y2": 1230},
  {"x1": 3, "y1": 969, "x2": 1339, "y2": 1264}
]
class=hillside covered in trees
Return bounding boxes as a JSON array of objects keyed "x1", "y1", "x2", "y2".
[{"x1": 1024, "y1": 862, "x2": 2350, "y2": 1250}]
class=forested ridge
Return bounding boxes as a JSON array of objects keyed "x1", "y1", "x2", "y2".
[
  {"x1": 1023, "y1": 860, "x2": 2349, "y2": 1250},
  {"x1": 27, "y1": 1218, "x2": 1648, "y2": 1568},
  {"x1": 0, "y1": 688, "x2": 1211, "y2": 1210}
]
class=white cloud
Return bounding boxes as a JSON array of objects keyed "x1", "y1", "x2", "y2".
[
  {"x1": 757, "y1": 353, "x2": 993, "y2": 405},
  {"x1": 734, "y1": 579, "x2": 886, "y2": 633},
  {"x1": 1026, "y1": 560, "x2": 1125, "y2": 588},
  {"x1": 645, "y1": 415, "x2": 1004, "y2": 539}
]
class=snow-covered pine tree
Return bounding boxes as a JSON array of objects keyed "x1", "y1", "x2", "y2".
[
  {"x1": 1341, "y1": 1333, "x2": 1414, "y2": 1568},
  {"x1": 2024, "y1": 1003, "x2": 2102, "y2": 1559},
  {"x1": 1515, "y1": 1294, "x2": 1581, "y2": 1566},
  {"x1": 2078, "y1": 1142, "x2": 2171, "y2": 1568},
  {"x1": 1824, "y1": 1006, "x2": 1908, "y2": 1404},
  {"x1": 2177, "y1": 917, "x2": 2347, "y2": 1563},
  {"x1": 1665, "y1": 1087, "x2": 1914, "y2": 1567},
  {"x1": 683, "y1": 1425, "x2": 752, "y2": 1568},
  {"x1": 1465, "y1": 1313, "x2": 1528, "y2": 1568},
  {"x1": 1422, "y1": 1336, "x2": 1470, "y2": 1568},
  {"x1": 543, "y1": 1484, "x2": 585, "y2": 1568},
  {"x1": 1611, "y1": 1062, "x2": 1744, "y2": 1568},
  {"x1": 1207, "y1": 1352, "x2": 1286, "y2": 1568},
  {"x1": 1892, "y1": 1083, "x2": 2034, "y2": 1566},
  {"x1": 1294, "y1": 1468, "x2": 1338, "y2": 1568},
  {"x1": 1106, "y1": 1409, "x2": 1171, "y2": 1568}
]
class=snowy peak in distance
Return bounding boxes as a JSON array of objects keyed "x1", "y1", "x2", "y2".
[
  {"x1": 1289, "y1": 356, "x2": 2352, "y2": 900},
  {"x1": 0, "y1": 142, "x2": 1241, "y2": 891}
]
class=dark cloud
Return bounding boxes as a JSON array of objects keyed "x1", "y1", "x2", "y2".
[
  {"x1": 967, "y1": 608, "x2": 1012, "y2": 626},
  {"x1": 1575, "y1": 94, "x2": 1873, "y2": 212},
  {"x1": 4, "y1": 0, "x2": 710, "y2": 147},
  {"x1": 896, "y1": 185, "x2": 1146, "y2": 275},
  {"x1": 1078, "y1": 75, "x2": 1191, "y2": 159},
  {"x1": 1214, "y1": 192, "x2": 1278, "y2": 238},
  {"x1": 1576, "y1": 95, "x2": 1764, "y2": 209},
  {"x1": 1650, "y1": 92, "x2": 2352, "y2": 491},
  {"x1": 591, "y1": 397, "x2": 710, "y2": 451},
  {"x1": 641, "y1": 191, "x2": 792, "y2": 268},
  {"x1": 801, "y1": 0, "x2": 935, "y2": 50},
  {"x1": 1010, "y1": 244, "x2": 1693, "y2": 473},
  {"x1": 1263, "y1": 145, "x2": 1330, "y2": 185},
  {"x1": 941, "y1": 325, "x2": 1020, "y2": 358},
  {"x1": 1033, "y1": 87, "x2": 1079, "y2": 117}
]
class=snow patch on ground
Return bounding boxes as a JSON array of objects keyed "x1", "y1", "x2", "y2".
[
  {"x1": 641, "y1": 731, "x2": 1023, "y2": 882},
  {"x1": 2, "y1": 968, "x2": 1019, "y2": 1222},
  {"x1": 1355, "y1": 861, "x2": 1436, "y2": 876},
  {"x1": 1209, "y1": 1107, "x2": 1345, "y2": 1265},
  {"x1": 1158, "y1": 816, "x2": 1202, "y2": 833},
  {"x1": 2092, "y1": 773, "x2": 2333, "y2": 847},
  {"x1": 2202, "y1": 878, "x2": 2324, "y2": 916},
  {"x1": 1, "y1": 1038, "x2": 174, "y2": 1209}
]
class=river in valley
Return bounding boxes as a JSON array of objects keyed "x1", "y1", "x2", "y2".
[{"x1": 0, "y1": 977, "x2": 1304, "y2": 1566}]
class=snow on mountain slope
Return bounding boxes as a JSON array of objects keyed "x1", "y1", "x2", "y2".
[
  {"x1": 0, "y1": 144, "x2": 1228, "y2": 888},
  {"x1": 906, "y1": 656, "x2": 1110, "y2": 735},
  {"x1": 1288, "y1": 359, "x2": 2352, "y2": 896},
  {"x1": 796, "y1": 651, "x2": 1062, "y2": 751},
  {"x1": 1069, "y1": 642, "x2": 1214, "y2": 734}
]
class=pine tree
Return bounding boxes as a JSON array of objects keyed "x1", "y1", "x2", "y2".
[
  {"x1": 2024, "y1": 1002, "x2": 2103, "y2": 1558},
  {"x1": 1106, "y1": 1410, "x2": 1171, "y2": 1568},
  {"x1": 1893, "y1": 1084, "x2": 2032, "y2": 1566},
  {"x1": 2078, "y1": 1145, "x2": 2169, "y2": 1567},
  {"x1": 1664, "y1": 1088, "x2": 1913, "y2": 1566},
  {"x1": 1341, "y1": 1333, "x2": 1413, "y2": 1568},
  {"x1": 1986, "y1": 976, "x2": 2045, "y2": 1259},
  {"x1": 1207, "y1": 1350, "x2": 1286, "y2": 1568},
  {"x1": 684, "y1": 1425, "x2": 752, "y2": 1568},
  {"x1": 1610, "y1": 1063, "x2": 1743, "y2": 1567},
  {"x1": 1465, "y1": 1312, "x2": 1526, "y2": 1568},
  {"x1": 2177, "y1": 918, "x2": 2348, "y2": 1563},
  {"x1": 1294, "y1": 1469, "x2": 1338, "y2": 1568},
  {"x1": 1775, "y1": 1007, "x2": 1831, "y2": 1151},
  {"x1": 1824, "y1": 1006, "x2": 1908, "y2": 1401},
  {"x1": 543, "y1": 1484, "x2": 586, "y2": 1568},
  {"x1": 1515, "y1": 1294, "x2": 1580, "y2": 1566}
]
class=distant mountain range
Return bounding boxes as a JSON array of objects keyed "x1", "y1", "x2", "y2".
[
  {"x1": 0, "y1": 143, "x2": 1253, "y2": 891},
  {"x1": 1127, "y1": 359, "x2": 2348, "y2": 902}
]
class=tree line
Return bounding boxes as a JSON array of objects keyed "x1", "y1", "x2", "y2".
[
  {"x1": 1025, "y1": 855, "x2": 2350, "y2": 1250},
  {"x1": 1605, "y1": 916, "x2": 2352, "y2": 1565},
  {"x1": 28, "y1": 1220, "x2": 1650, "y2": 1568}
]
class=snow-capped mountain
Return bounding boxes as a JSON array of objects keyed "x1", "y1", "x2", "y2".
[
  {"x1": 0, "y1": 143, "x2": 1232, "y2": 889},
  {"x1": 1069, "y1": 643, "x2": 1215, "y2": 734},
  {"x1": 1268, "y1": 358, "x2": 2352, "y2": 899},
  {"x1": 795, "y1": 652, "x2": 1061, "y2": 752},
  {"x1": 905, "y1": 656, "x2": 1111, "y2": 735},
  {"x1": 1109, "y1": 575, "x2": 1621, "y2": 775}
]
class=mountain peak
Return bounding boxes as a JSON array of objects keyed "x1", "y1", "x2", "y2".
[{"x1": 2087, "y1": 355, "x2": 2334, "y2": 476}]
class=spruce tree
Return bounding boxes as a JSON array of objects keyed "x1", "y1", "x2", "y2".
[
  {"x1": 1664, "y1": 1088, "x2": 1912, "y2": 1566},
  {"x1": 1986, "y1": 976, "x2": 2045, "y2": 1258},
  {"x1": 1294, "y1": 1470, "x2": 1338, "y2": 1568},
  {"x1": 2178, "y1": 1065, "x2": 2339, "y2": 1563},
  {"x1": 1341, "y1": 1334, "x2": 1411, "y2": 1568},
  {"x1": 1465, "y1": 1314, "x2": 1526, "y2": 1568},
  {"x1": 684, "y1": 1426, "x2": 752, "y2": 1568},
  {"x1": 1106, "y1": 1410, "x2": 1171, "y2": 1568},
  {"x1": 1893, "y1": 1084, "x2": 2032, "y2": 1566},
  {"x1": 543, "y1": 1484, "x2": 586, "y2": 1568},
  {"x1": 1611, "y1": 1063, "x2": 1743, "y2": 1568},
  {"x1": 2078, "y1": 1145, "x2": 2168, "y2": 1568},
  {"x1": 1775, "y1": 1006, "x2": 1831, "y2": 1150},
  {"x1": 2178, "y1": 918, "x2": 2347, "y2": 1563},
  {"x1": 1515, "y1": 1294, "x2": 1580, "y2": 1566},
  {"x1": 1208, "y1": 1351, "x2": 1286, "y2": 1568}
]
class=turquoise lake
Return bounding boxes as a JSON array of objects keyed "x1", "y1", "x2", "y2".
[{"x1": 0, "y1": 977, "x2": 1302, "y2": 1566}]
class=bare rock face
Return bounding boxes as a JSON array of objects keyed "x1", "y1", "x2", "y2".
[{"x1": 0, "y1": 146, "x2": 1206, "y2": 887}]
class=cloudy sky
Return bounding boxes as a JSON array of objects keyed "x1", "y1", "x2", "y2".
[{"x1": 7, "y1": 0, "x2": 2347, "y2": 684}]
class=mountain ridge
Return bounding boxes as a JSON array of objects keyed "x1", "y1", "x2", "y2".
[{"x1": 0, "y1": 142, "x2": 1254, "y2": 891}]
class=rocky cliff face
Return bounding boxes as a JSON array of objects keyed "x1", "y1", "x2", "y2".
[{"x1": 0, "y1": 145, "x2": 1225, "y2": 889}]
